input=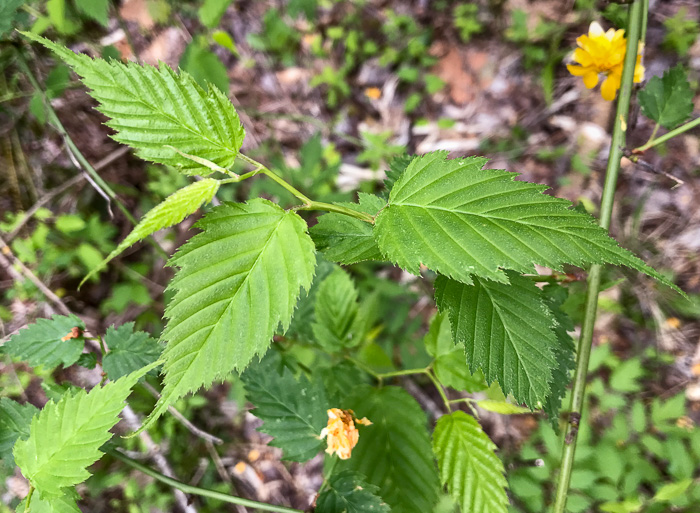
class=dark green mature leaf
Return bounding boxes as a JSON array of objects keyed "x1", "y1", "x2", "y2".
[
  {"x1": 0, "y1": 0, "x2": 24, "y2": 36},
  {"x1": 0, "y1": 398, "x2": 38, "y2": 468},
  {"x1": 433, "y1": 411, "x2": 508, "y2": 513},
  {"x1": 23, "y1": 33, "x2": 245, "y2": 175},
  {"x1": 3, "y1": 315, "x2": 85, "y2": 368},
  {"x1": 375, "y1": 152, "x2": 679, "y2": 292},
  {"x1": 81, "y1": 178, "x2": 220, "y2": 285},
  {"x1": 311, "y1": 193, "x2": 384, "y2": 265},
  {"x1": 242, "y1": 354, "x2": 329, "y2": 461},
  {"x1": 338, "y1": 386, "x2": 440, "y2": 513},
  {"x1": 102, "y1": 323, "x2": 161, "y2": 380},
  {"x1": 639, "y1": 65, "x2": 694, "y2": 129},
  {"x1": 541, "y1": 284, "x2": 576, "y2": 428},
  {"x1": 435, "y1": 273, "x2": 558, "y2": 409},
  {"x1": 424, "y1": 313, "x2": 487, "y2": 393},
  {"x1": 383, "y1": 154, "x2": 414, "y2": 198},
  {"x1": 286, "y1": 255, "x2": 335, "y2": 341},
  {"x1": 316, "y1": 471, "x2": 391, "y2": 513},
  {"x1": 313, "y1": 268, "x2": 360, "y2": 351},
  {"x1": 14, "y1": 363, "x2": 158, "y2": 498},
  {"x1": 142, "y1": 199, "x2": 316, "y2": 431}
]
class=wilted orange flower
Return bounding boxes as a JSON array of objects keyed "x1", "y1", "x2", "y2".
[
  {"x1": 567, "y1": 21, "x2": 645, "y2": 101},
  {"x1": 364, "y1": 87, "x2": 381, "y2": 100},
  {"x1": 319, "y1": 408, "x2": 372, "y2": 460}
]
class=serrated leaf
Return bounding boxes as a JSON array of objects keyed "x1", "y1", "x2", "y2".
[
  {"x1": 639, "y1": 65, "x2": 694, "y2": 130},
  {"x1": 435, "y1": 272, "x2": 559, "y2": 409},
  {"x1": 242, "y1": 354, "x2": 329, "y2": 461},
  {"x1": 433, "y1": 411, "x2": 508, "y2": 513},
  {"x1": 81, "y1": 178, "x2": 219, "y2": 285},
  {"x1": 22, "y1": 33, "x2": 245, "y2": 175},
  {"x1": 3, "y1": 315, "x2": 85, "y2": 368},
  {"x1": 374, "y1": 152, "x2": 680, "y2": 292},
  {"x1": 424, "y1": 313, "x2": 487, "y2": 393},
  {"x1": 13, "y1": 363, "x2": 158, "y2": 497},
  {"x1": 17, "y1": 488, "x2": 81, "y2": 513},
  {"x1": 102, "y1": 323, "x2": 162, "y2": 380},
  {"x1": 541, "y1": 283, "x2": 576, "y2": 428},
  {"x1": 287, "y1": 254, "x2": 336, "y2": 341},
  {"x1": 311, "y1": 193, "x2": 384, "y2": 265},
  {"x1": 312, "y1": 268, "x2": 360, "y2": 351},
  {"x1": 74, "y1": 0, "x2": 109, "y2": 25},
  {"x1": 0, "y1": 398, "x2": 38, "y2": 468},
  {"x1": 140, "y1": 199, "x2": 316, "y2": 432},
  {"x1": 316, "y1": 470, "x2": 391, "y2": 513},
  {"x1": 383, "y1": 154, "x2": 414, "y2": 198},
  {"x1": 337, "y1": 386, "x2": 439, "y2": 513}
]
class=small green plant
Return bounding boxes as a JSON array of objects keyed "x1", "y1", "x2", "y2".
[
  {"x1": 662, "y1": 8, "x2": 700, "y2": 57},
  {"x1": 453, "y1": 3, "x2": 483, "y2": 43},
  {"x1": 247, "y1": 8, "x2": 301, "y2": 67}
]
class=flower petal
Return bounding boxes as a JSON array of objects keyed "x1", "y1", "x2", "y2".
[
  {"x1": 601, "y1": 74, "x2": 620, "y2": 101},
  {"x1": 583, "y1": 71, "x2": 599, "y2": 89},
  {"x1": 589, "y1": 21, "x2": 605, "y2": 37}
]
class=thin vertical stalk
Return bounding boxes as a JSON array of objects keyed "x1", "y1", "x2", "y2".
[{"x1": 551, "y1": 2, "x2": 645, "y2": 512}]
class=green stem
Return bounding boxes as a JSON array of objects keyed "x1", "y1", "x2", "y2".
[
  {"x1": 641, "y1": 122, "x2": 660, "y2": 148},
  {"x1": 106, "y1": 448, "x2": 304, "y2": 513},
  {"x1": 24, "y1": 487, "x2": 34, "y2": 513},
  {"x1": 375, "y1": 368, "x2": 429, "y2": 379},
  {"x1": 237, "y1": 153, "x2": 374, "y2": 224},
  {"x1": 633, "y1": 116, "x2": 700, "y2": 153},
  {"x1": 552, "y1": 2, "x2": 644, "y2": 512},
  {"x1": 425, "y1": 370, "x2": 452, "y2": 413}
]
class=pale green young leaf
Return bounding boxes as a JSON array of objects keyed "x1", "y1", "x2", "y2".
[
  {"x1": 13, "y1": 363, "x2": 158, "y2": 497},
  {"x1": 424, "y1": 313, "x2": 487, "y2": 393},
  {"x1": 198, "y1": 0, "x2": 233, "y2": 28},
  {"x1": 16, "y1": 488, "x2": 81, "y2": 513},
  {"x1": 639, "y1": 65, "x2": 694, "y2": 129},
  {"x1": 433, "y1": 411, "x2": 508, "y2": 513},
  {"x1": 22, "y1": 33, "x2": 245, "y2": 175},
  {"x1": 140, "y1": 199, "x2": 316, "y2": 432},
  {"x1": 80, "y1": 178, "x2": 220, "y2": 285},
  {"x1": 74, "y1": 0, "x2": 109, "y2": 26},
  {"x1": 338, "y1": 386, "x2": 440, "y2": 513},
  {"x1": 2, "y1": 314, "x2": 85, "y2": 368},
  {"x1": 312, "y1": 268, "x2": 360, "y2": 351},
  {"x1": 476, "y1": 400, "x2": 530, "y2": 414},
  {"x1": 0, "y1": 398, "x2": 38, "y2": 468},
  {"x1": 375, "y1": 152, "x2": 680, "y2": 292},
  {"x1": 102, "y1": 323, "x2": 161, "y2": 380},
  {"x1": 435, "y1": 272, "x2": 558, "y2": 409},
  {"x1": 310, "y1": 193, "x2": 384, "y2": 265},
  {"x1": 316, "y1": 471, "x2": 391, "y2": 513},
  {"x1": 653, "y1": 479, "x2": 692, "y2": 502},
  {"x1": 242, "y1": 354, "x2": 329, "y2": 462}
]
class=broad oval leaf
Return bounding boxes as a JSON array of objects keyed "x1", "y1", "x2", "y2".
[
  {"x1": 13, "y1": 363, "x2": 158, "y2": 498},
  {"x1": 433, "y1": 411, "x2": 508, "y2": 513},
  {"x1": 3, "y1": 314, "x2": 85, "y2": 369},
  {"x1": 316, "y1": 470, "x2": 391, "y2": 513},
  {"x1": 435, "y1": 273, "x2": 559, "y2": 409},
  {"x1": 23, "y1": 33, "x2": 245, "y2": 175},
  {"x1": 375, "y1": 152, "x2": 679, "y2": 291},
  {"x1": 141, "y1": 199, "x2": 316, "y2": 431},
  {"x1": 338, "y1": 386, "x2": 440, "y2": 513},
  {"x1": 81, "y1": 178, "x2": 220, "y2": 285}
]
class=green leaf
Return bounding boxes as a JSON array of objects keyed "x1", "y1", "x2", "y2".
[
  {"x1": 435, "y1": 273, "x2": 559, "y2": 409},
  {"x1": 142, "y1": 199, "x2": 316, "y2": 432},
  {"x1": 102, "y1": 323, "x2": 162, "y2": 380},
  {"x1": 310, "y1": 193, "x2": 384, "y2": 265},
  {"x1": 22, "y1": 33, "x2": 245, "y2": 175},
  {"x1": 180, "y1": 40, "x2": 230, "y2": 94},
  {"x1": 74, "y1": 0, "x2": 109, "y2": 26},
  {"x1": 338, "y1": 386, "x2": 440, "y2": 513},
  {"x1": 424, "y1": 313, "x2": 486, "y2": 393},
  {"x1": 0, "y1": 398, "x2": 38, "y2": 468},
  {"x1": 0, "y1": 0, "x2": 24, "y2": 37},
  {"x1": 13, "y1": 363, "x2": 158, "y2": 498},
  {"x1": 242, "y1": 354, "x2": 329, "y2": 461},
  {"x1": 17, "y1": 489, "x2": 81, "y2": 513},
  {"x1": 316, "y1": 470, "x2": 391, "y2": 513},
  {"x1": 476, "y1": 400, "x2": 530, "y2": 414},
  {"x1": 81, "y1": 178, "x2": 220, "y2": 285},
  {"x1": 198, "y1": 0, "x2": 233, "y2": 28},
  {"x1": 286, "y1": 254, "x2": 335, "y2": 342},
  {"x1": 541, "y1": 283, "x2": 576, "y2": 428},
  {"x1": 653, "y1": 479, "x2": 692, "y2": 502},
  {"x1": 3, "y1": 315, "x2": 85, "y2": 368},
  {"x1": 433, "y1": 411, "x2": 508, "y2": 513},
  {"x1": 383, "y1": 154, "x2": 414, "y2": 198},
  {"x1": 374, "y1": 152, "x2": 679, "y2": 292},
  {"x1": 639, "y1": 65, "x2": 694, "y2": 130},
  {"x1": 312, "y1": 268, "x2": 360, "y2": 351}
]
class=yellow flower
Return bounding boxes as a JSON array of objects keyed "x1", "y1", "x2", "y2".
[
  {"x1": 567, "y1": 21, "x2": 645, "y2": 101},
  {"x1": 319, "y1": 408, "x2": 372, "y2": 460}
]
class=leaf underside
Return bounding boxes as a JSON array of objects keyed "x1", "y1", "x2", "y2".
[
  {"x1": 433, "y1": 411, "x2": 508, "y2": 513},
  {"x1": 435, "y1": 272, "x2": 561, "y2": 409},
  {"x1": 22, "y1": 32, "x2": 245, "y2": 175},
  {"x1": 375, "y1": 152, "x2": 679, "y2": 293},
  {"x1": 142, "y1": 199, "x2": 316, "y2": 431}
]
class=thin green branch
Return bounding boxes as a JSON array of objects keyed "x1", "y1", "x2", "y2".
[
  {"x1": 633, "y1": 116, "x2": 700, "y2": 153},
  {"x1": 106, "y1": 447, "x2": 304, "y2": 513},
  {"x1": 552, "y1": 2, "x2": 645, "y2": 512},
  {"x1": 425, "y1": 370, "x2": 452, "y2": 413},
  {"x1": 23, "y1": 486, "x2": 34, "y2": 512}
]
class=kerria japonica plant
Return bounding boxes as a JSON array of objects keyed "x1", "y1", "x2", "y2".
[{"x1": 3, "y1": 1, "x2": 693, "y2": 510}]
